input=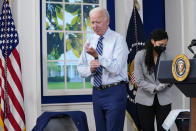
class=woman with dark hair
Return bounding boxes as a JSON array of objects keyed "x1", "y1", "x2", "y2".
[{"x1": 134, "y1": 29, "x2": 172, "y2": 131}]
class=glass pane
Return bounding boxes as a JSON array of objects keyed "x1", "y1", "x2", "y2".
[
  {"x1": 84, "y1": 33, "x2": 93, "y2": 44},
  {"x1": 65, "y1": 0, "x2": 81, "y2": 3},
  {"x1": 83, "y1": 0, "x2": 99, "y2": 4},
  {"x1": 65, "y1": 4, "x2": 81, "y2": 31},
  {"x1": 47, "y1": 62, "x2": 65, "y2": 90},
  {"x1": 46, "y1": 0, "x2": 62, "y2": 2},
  {"x1": 47, "y1": 32, "x2": 64, "y2": 60},
  {"x1": 66, "y1": 65, "x2": 83, "y2": 89},
  {"x1": 66, "y1": 33, "x2": 83, "y2": 89},
  {"x1": 85, "y1": 76, "x2": 92, "y2": 88},
  {"x1": 46, "y1": 3, "x2": 63, "y2": 30},
  {"x1": 66, "y1": 33, "x2": 83, "y2": 58},
  {"x1": 83, "y1": 5, "x2": 98, "y2": 31}
]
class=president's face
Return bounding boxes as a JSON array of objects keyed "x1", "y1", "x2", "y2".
[{"x1": 90, "y1": 11, "x2": 109, "y2": 36}]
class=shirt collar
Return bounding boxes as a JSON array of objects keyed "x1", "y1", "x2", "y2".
[{"x1": 95, "y1": 28, "x2": 111, "y2": 39}]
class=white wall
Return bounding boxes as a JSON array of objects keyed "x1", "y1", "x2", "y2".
[
  {"x1": 165, "y1": 0, "x2": 188, "y2": 116},
  {"x1": 12, "y1": 0, "x2": 41, "y2": 130}
]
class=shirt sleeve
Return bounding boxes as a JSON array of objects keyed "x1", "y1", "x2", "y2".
[
  {"x1": 77, "y1": 45, "x2": 92, "y2": 78},
  {"x1": 99, "y1": 35, "x2": 129, "y2": 74},
  {"x1": 134, "y1": 51, "x2": 156, "y2": 94}
]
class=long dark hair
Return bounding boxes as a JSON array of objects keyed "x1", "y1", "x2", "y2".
[{"x1": 145, "y1": 29, "x2": 168, "y2": 74}]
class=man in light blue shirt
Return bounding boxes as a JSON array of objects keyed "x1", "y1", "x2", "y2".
[{"x1": 77, "y1": 7, "x2": 129, "y2": 131}]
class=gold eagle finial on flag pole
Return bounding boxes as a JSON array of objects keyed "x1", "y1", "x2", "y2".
[{"x1": 134, "y1": 0, "x2": 140, "y2": 11}]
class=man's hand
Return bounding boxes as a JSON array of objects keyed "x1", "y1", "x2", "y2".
[
  {"x1": 86, "y1": 43, "x2": 98, "y2": 58},
  {"x1": 90, "y1": 60, "x2": 100, "y2": 72}
]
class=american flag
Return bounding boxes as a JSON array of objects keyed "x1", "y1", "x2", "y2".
[
  {"x1": 0, "y1": 0, "x2": 26, "y2": 130},
  {"x1": 126, "y1": 2, "x2": 146, "y2": 131}
]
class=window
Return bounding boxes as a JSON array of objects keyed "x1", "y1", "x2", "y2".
[{"x1": 41, "y1": 0, "x2": 105, "y2": 96}]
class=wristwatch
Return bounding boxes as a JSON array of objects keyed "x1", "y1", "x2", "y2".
[{"x1": 95, "y1": 56, "x2": 98, "y2": 60}]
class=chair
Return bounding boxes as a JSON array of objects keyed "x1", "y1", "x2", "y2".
[
  {"x1": 175, "y1": 111, "x2": 190, "y2": 131},
  {"x1": 32, "y1": 111, "x2": 89, "y2": 131}
]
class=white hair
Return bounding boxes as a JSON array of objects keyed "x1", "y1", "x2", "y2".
[{"x1": 89, "y1": 7, "x2": 109, "y2": 21}]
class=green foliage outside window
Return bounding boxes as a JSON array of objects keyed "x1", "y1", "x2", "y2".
[{"x1": 44, "y1": 0, "x2": 98, "y2": 90}]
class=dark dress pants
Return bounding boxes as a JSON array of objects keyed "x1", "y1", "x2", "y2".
[
  {"x1": 92, "y1": 83, "x2": 127, "y2": 131},
  {"x1": 136, "y1": 94, "x2": 171, "y2": 131}
]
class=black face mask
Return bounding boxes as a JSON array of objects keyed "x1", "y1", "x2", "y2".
[{"x1": 154, "y1": 46, "x2": 166, "y2": 55}]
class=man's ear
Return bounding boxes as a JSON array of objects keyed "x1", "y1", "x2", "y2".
[{"x1": 107, "y1": 17, "x2": 110, "y2": 26}]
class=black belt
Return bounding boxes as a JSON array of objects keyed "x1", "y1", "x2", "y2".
[{"x1": 94, "y1": 81, "x2": 126, "y2": 90}]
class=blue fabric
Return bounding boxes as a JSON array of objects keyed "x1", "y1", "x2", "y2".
[
  {"x1": 32, "y1": 111, "x2": 89, "y2": 131},
  {"x1": 143, "y1": 0, "x2": 165, "y2": 38},
  {"x1": 107, "y1": 1, "x2": 115, "y2": 30},
  {"x1": 92, "y1": 83, "x2": 127, "y2": 131}
]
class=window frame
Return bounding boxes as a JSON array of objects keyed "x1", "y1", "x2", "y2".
[{"x1": 40, "y1": 0, "x2": 115, "y2": 103}]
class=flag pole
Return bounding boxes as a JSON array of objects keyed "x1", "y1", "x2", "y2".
[
  {"x1": 3, "y1": 0, "x2": 10, "y2": 119},
  {"x1": 133, "y1": 1, "x2": 139, "y2": 52}
]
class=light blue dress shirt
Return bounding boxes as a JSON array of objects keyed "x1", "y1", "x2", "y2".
[{"x1": 77, "y1": 28, "x2": 129, "y2": 86}]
